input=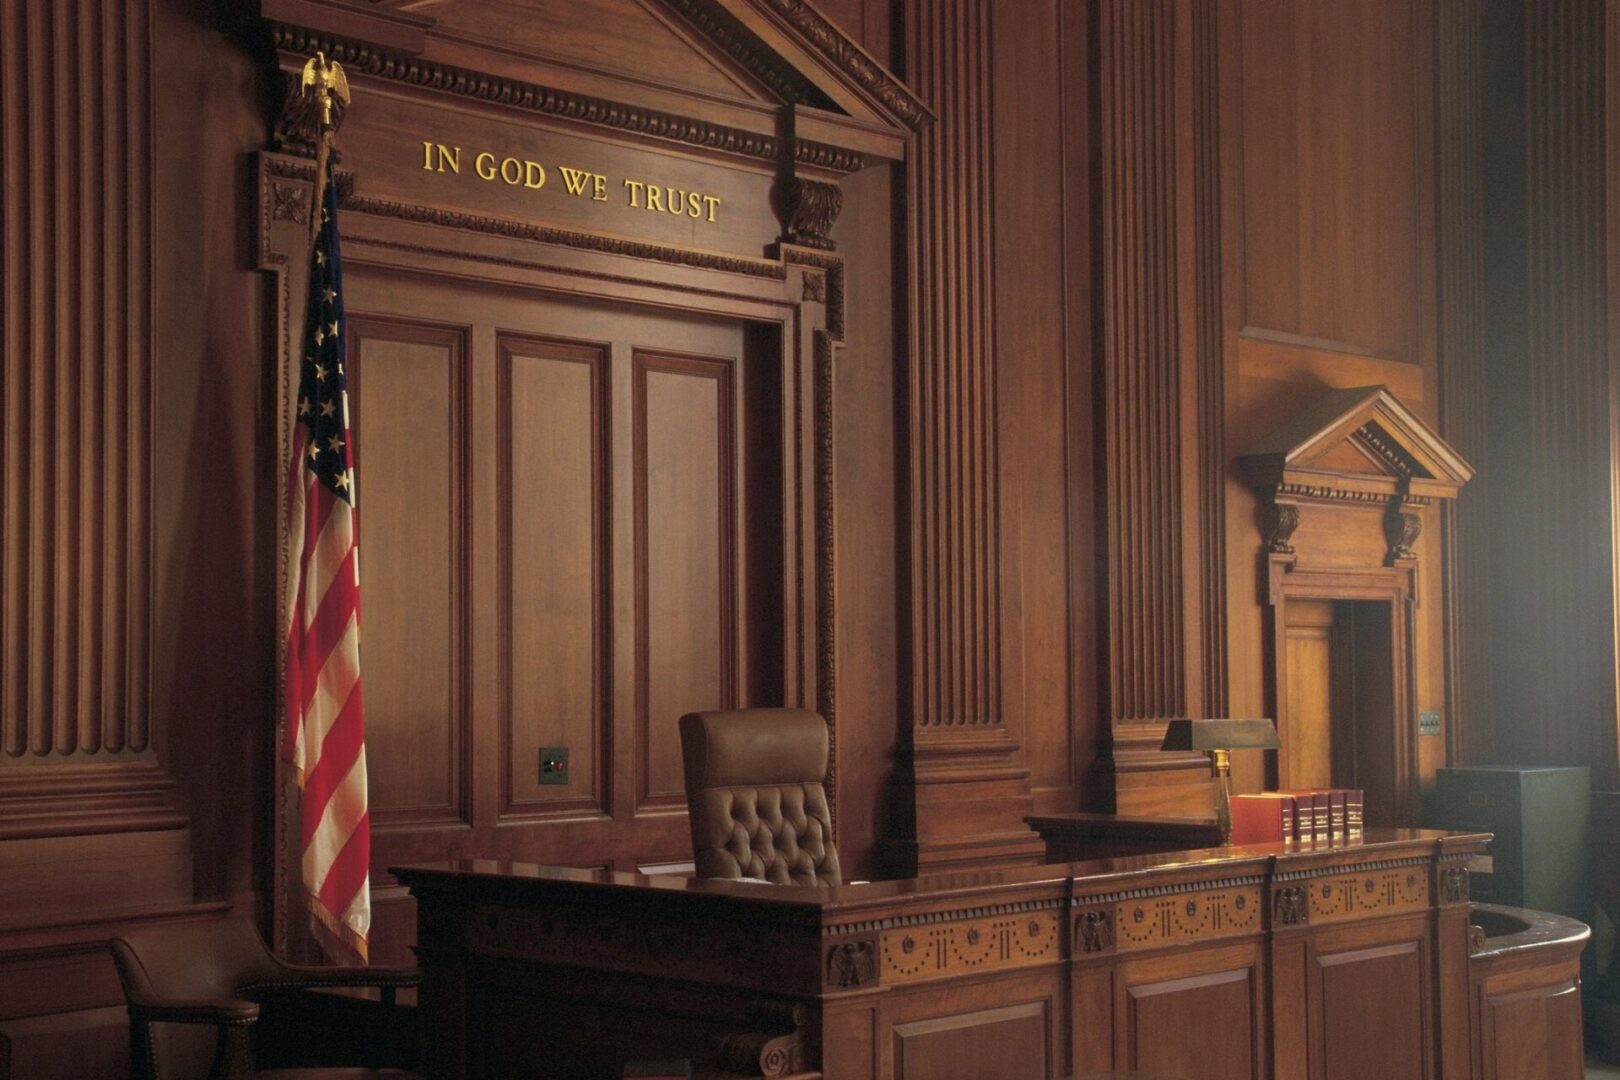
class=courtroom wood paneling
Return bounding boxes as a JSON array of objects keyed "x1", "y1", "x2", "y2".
[
  {"x1": 1479, "y1": 978, "x2": 1583, "y2": 1080},
  {"x1": 1311, "y1": 931, "x2": 1431, "y2": 1080},
  {"x1": 892, "y1": 1000, "x2": 1051, "y2": 1080},
  {"x1": 1120, "y1": 947, "x2": 1261, "y2": 1080},
  {"x1": 991, "y1": 0, "x2": 1081, "y2": 805},
  {"x1": 347, "y1": 318, "x2": 469, "y2": 827},
  {"x1": 501, "y1": 334, "x2": 609, "y2": 817},
  {"x1": 1236, "y1": 0, "x2": 1429, "y2": 365},
  {"x1": 633, "y1": 350, "x2": 738, "y2": 812}
]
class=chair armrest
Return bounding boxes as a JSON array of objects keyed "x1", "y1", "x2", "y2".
[
  {"x1": 127, "y1": 998, "x2": 261, "y2": 1026},
  {"x1": 249, "y1": 964, "x2": 422, "y2": 992}
]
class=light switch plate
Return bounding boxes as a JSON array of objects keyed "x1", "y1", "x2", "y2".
[
  {"x1": 1418, "y1": 710, "x2": 1441, "y2": 736},
  {"x1": 539, "y1": 746, "x2": 570, "y2": 785}
]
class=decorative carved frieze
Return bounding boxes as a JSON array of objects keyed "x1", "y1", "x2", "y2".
[
  {"x1": 878, "y1": 910, "x2": 1059, "y2": 984},
  {"x1": 1305, "y1": 868, "x2": 1430, "y2": 925},
  {"x1": 756, "y1": 0, "x2": 931, "y2": 129},
  {"x1": 268, "y1": 25, "x2": 783, "y2": 164},
  {"x1": 1112, "y1": 886, "x2": 1263, "y2": 951}
]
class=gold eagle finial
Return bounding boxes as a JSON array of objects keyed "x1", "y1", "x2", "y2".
[{"x1": 299, "y1": 52, "x2": 351, "y2": 132}]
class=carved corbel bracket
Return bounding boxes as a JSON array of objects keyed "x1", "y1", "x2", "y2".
[
  {"x1": 1264, "y1": 500, "x2": 1301, "y2": 555},
  {"x1": 716, "y1": 1001, "x2": 812, "y2": 1078},
  {"x1": 776, "y1": 176, "x2": 842, "y2": 250},
  {"x1": 1384, "y1": 496, "x2": 1422, "y2": 565}
]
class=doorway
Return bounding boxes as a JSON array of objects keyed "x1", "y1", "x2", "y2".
[{"x1": 1280, "y1": 598, "x2": 1402, "y2": 826}]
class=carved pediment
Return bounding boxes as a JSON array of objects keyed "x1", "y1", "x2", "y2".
[
  {"x1": 262, "y1": 0, "x2": 929, "y2": 168},
  {"x1": 1239, "y1": 386, "x2": 1474, "y2": 504}
]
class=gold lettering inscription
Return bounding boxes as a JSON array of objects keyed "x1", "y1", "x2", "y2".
[
  {"x1": 419, "y1": 142, "x2": 718, "y2": 223},
  {"x1": 422, "y1": 141, "x2": 461, "y2": 174}
]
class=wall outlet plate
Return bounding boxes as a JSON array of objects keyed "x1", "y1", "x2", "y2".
[
  {"x1": 1418, "y1": 710, "x2": 1442, "y2": 736},
  {"x1": 540, "y1": 746, "x2": 570, "y2": 785}
]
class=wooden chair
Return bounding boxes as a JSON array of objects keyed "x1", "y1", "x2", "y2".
[{"x1": 110, "y1": 917, "x2": 422, "y2": 1080}]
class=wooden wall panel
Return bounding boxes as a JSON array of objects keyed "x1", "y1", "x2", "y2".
[
  {"x1": 990, "y1": 0, "x2": 1083, "y2": 807},
  {"x1": 1312, "y1": 939, "x2": 1428, "y2": 1080},
  {"x1": 634, "y1": 352, "x2": 737, "y2": 812},
  {"x1": 1113, "y1": 942, "x2": 1263, "y2": 1079},
  {"x1": 503, "y1": 335, "x2": 608, "y2": 816},
  {"x1": 0, "y1": 0, "x2": 160, "y2": 792},
  {"x1": 1237, "y1": 0, "x2": 1423, "y2": 363},
  {"x1": 348, "y1": 321, "x2": 467, "y2": 825},
  {"x1": 891, "y1": 1001, "x2": 1050, "y2": 1080}
]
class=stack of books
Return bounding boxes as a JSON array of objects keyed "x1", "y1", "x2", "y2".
[{"x1": 1229, "y1": 788, "x2": 1364, "y2": 845}]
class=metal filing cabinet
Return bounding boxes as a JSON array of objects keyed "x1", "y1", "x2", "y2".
[{"x1": 1425, "y1": 765, "x2": 1591, "y2": 921}]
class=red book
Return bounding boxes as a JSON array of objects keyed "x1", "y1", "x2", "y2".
[
  {"x1": 1280, "y1": 790, "x2": 1331, "y2": 842},
  {"x1": 1230, "y1": 793, "x2": 1298, "y2": 844},
  {"x1": 1342, "y1": 788, "x2": 1365, "y2": 835}
]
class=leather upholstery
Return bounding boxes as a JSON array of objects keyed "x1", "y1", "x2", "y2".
[
  {"x1": 111, "y1": 917, "x2": 422, "y2": 1080},
  {"x1": 679, "y1": 708, "x2": 841, "y2": 886}
]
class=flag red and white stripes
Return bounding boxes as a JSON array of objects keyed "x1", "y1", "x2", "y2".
[{"x1": 282, "y1": 163, "x2": 369, "y2": 962}]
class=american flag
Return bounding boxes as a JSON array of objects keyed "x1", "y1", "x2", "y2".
[{"x1": 282, "y1": 163, "x2": 370, "y2": 961}]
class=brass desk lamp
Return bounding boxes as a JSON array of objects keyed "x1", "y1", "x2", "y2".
[{"x1": 1160, "y1": 718, "x2": 1280, "y2": 843}]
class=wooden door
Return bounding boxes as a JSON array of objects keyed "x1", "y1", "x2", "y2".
[
  {"x1": 1279, "y1": 599, "x2": 1402, "y2": 824},
  {"x1": 1283, "y1": 600, "x2": 1338, "y2": 790},
  {"x1": 341, "y1": 265, "x2": 783, "y2": 962}
]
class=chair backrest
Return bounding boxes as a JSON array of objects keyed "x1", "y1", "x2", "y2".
[
  {"x1": 111, "y1": 918, "x2": 283, "y2": 1080},
  {"x1": 679, "y1": 708, "x2": 841, "y2": 886}
]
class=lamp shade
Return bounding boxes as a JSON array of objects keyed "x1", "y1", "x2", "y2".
[{"x1": 1160, "y1": 718, "x2": 1279, "y2": 751}]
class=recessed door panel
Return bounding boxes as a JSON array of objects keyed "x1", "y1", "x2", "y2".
[
  {"x1": 634, "y1": 352, "x2": 736, "y2": 811},
  {"x1": 346, "y1": 319, "x2": 466, "y2": 826},
  {"x1": 503, "y1": 334, "x2": 609, "y2": 814}
]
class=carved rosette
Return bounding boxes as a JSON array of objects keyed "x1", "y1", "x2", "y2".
[
  {"x1": 777, "y1": 176, "x2": 843, "y2": 250},
  {"x1": 1265, "y1": 502, "x2": 1301, "y2": 555}
]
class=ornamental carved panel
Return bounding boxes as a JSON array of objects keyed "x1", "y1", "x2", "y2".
[
  {"x1": 1111, "y1": 885, "x2": 1264, "y2": 951},
  {"x1": 878, "y1": 910, "x2": 1060, "y2": 984},
  {"x1": 1295, "y1": 864, "x2": 1430, "y2": 925}
]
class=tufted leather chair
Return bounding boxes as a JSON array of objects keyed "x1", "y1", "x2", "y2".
[
  {"x1": 679, "y1": 708, "x2": 841, "y2": 886},
  {"x1": 110, "y1": 917, "x2": 422, "y2": 1080}
]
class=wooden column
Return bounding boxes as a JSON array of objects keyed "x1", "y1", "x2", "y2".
[
  {"x1": 1090, "y1": 0, "x2": 1218, "y2": 814},
  {"x1": 0, "y1": 0, "x2": 186, "y2": 845},
  {"x1": 889, "y1": 0, "x2": 1042, "y2": 873}
]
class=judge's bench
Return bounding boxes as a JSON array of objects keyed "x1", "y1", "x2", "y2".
[{"x1": 391, "y1": 826, "x2": 1589, "y2": 1080}]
